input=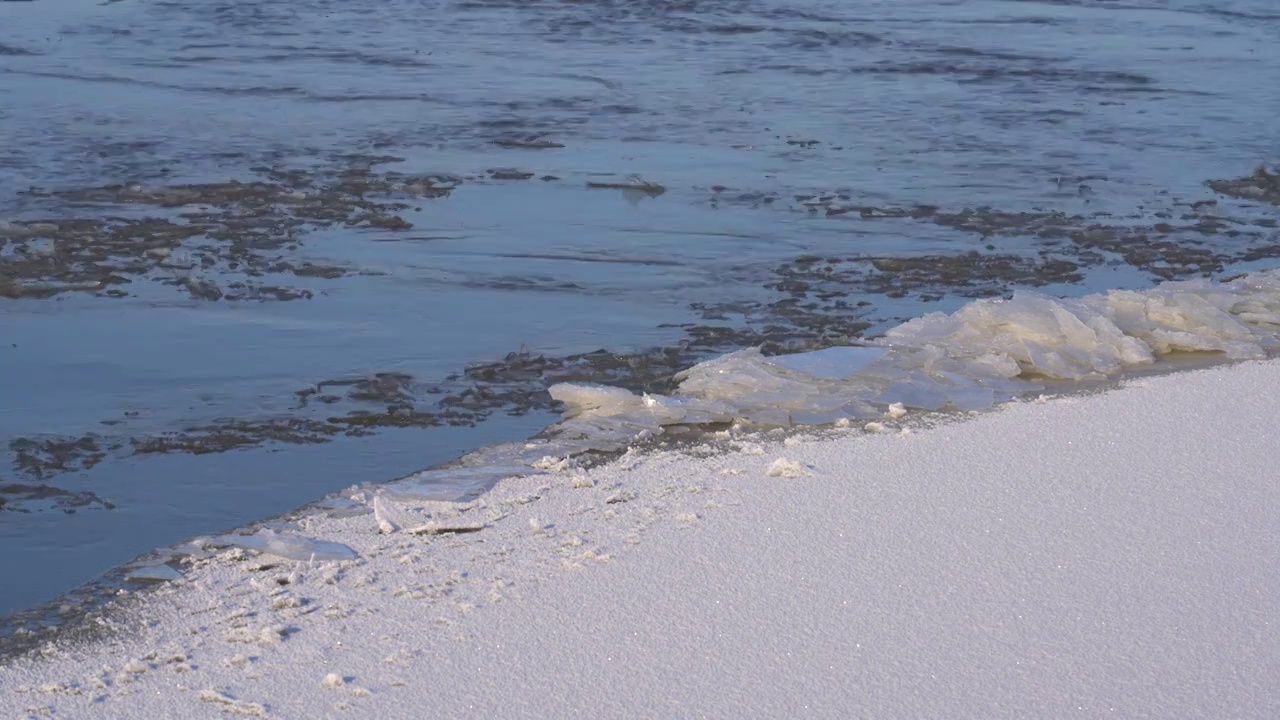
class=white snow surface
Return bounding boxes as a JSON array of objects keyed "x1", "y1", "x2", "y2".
[{"x1": 4, "y1": 359, "x2": 1279, "y2": 719}]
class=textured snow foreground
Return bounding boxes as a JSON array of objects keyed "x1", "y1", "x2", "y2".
[{"x1": 4, "y1": 361, "x2": 1280, "y2": 719}]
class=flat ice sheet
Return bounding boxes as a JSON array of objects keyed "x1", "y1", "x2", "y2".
[
  {"x1": 211, "y1": 530, "x2": 358, "y2": 563},
  {"x1": 379, "y1": 465, "x2": 547, "y2": 502},
  {"x1": 762, "y1": 345, "x2": 888, "y2": 379},
  {"x1": 4, "y1": 361, "x2": 1278, "y2": 718}
]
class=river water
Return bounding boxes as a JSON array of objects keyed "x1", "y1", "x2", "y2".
[{"x1": 1, "y1": 0, "x2": 1277, "y2": 618}]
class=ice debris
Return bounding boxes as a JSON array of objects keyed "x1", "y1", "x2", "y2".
[
  {"x1": 766, "y1": 459, "x2": 809, "y2": 479},
  {"x1": 542, "y1": 270, "x2": 1280, "y2": 448},
  {"x1": 762, "y1": 346, "x2": 887, "y2": 379},
  {"x1": 213, "y1": 529, "x2": 358, "y2": 562},
  {"x1": 372, "y1": 496, "x2": 400, "y2": 534},
  {"x1": 405, "y1": 520, "x2": 485, "y2": 536},
  {"x1": 197, "y1": 689, "x2": 268, "y2": 717},
  {"x1": 381, "y1": 465, "x2": 546, "y2": 502},
  {"x1": 125, "y1": 564, "x2": 184, "y2": 583}
]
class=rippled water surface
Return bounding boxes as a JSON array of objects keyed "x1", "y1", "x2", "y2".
[{"x1": 1, "y1": 0, "x2": 1277, "y2": 616}]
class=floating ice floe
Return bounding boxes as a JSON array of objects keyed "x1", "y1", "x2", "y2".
[
  {"x1": 542, "y1": 270, "x2": 1280, "y2": 446},
  {"x1": 212, "y1": 529, "x2": 358, "y2": 562}
]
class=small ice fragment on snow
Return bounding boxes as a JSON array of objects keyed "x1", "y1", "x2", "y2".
[
  {"x1": 886, "y1": 402, "x2": 907, "y2": 419},
  {"x1": 172, "y1": 537, "x2": 218, "y2": 560},
  {"x1": 197, "y1": 689, "x2": 267, "y2": 717},
  {"x1": 532, "y1": 456, "x2": 572, "y2": 471},
  {"x1": 259, "y1": 626, "x2": 288, "y2": 644},
  {"x1": 864, "y1": 422, "x2": 887, "y2": 433},
  {"x1": 765, "y1": 458, "x2": 808, "y2": 478},
  {"x1": 405, "y1": 521, "x2": 485, "y2": 536},
  {"x1": 385, "y1": 498, "x2": 468, "y2": 519},
  {"x1": 373, "y1": 496, "x2": 400, "y2": 534},
  {"x1": 322, "y1": 673, "x2": 346, "y2": 688},
  {"x1": 125, "y1": 564, "x2": 183, "y2": 583},
  {"x1": 215, "y1": 530, "x2": 357, "y2": 563},
  {"x1": 123, "y1": 660, "x2": 148, "y2": 675},
  {"x1": 571, "y1": 475, "x2": 594, "y2": 489},
  {"x1": 763, "y1": 346, "x2": 887, "y2": 379},
  {"x1": 605, "y1": 491, "x2": 636, "y2": 504},
  {"x1": 317, "y1": 497, "x2": 371, "y2": 519}
]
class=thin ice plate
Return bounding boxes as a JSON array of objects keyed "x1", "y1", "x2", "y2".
[{"x1": 764, "y1": 346, "x2": 888, "y2": 380}]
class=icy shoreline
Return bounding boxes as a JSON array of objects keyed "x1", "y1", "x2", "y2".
[
  {"x1": 542, "y1": 269, "x2": 1280, "y2": 452},
  {"x1": 6, "y1": 268, "x2": 1280, "y2": 648},
  {"x1": 361, "y1": 268, "x2": 1280, "y2": 479},
  {"x1": 4, "y1": 355, "x2": 1278, "y2": 717}
]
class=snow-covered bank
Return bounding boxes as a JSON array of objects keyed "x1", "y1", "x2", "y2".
[{"x1": 4, "y1": 359, "x2": 1279, "y2": 719}]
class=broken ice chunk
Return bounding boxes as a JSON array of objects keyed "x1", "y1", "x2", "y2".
[
  {"x1": 125, "y1": 564, "x2": 184, "y2": 583},
  {"x1": 640, "y1": 393, "x2": 737, "y2": 424},
  {"x1": 933, "y1": 373, "x2": 997, "y2": 410},
  {"x1": 874, "y1": 381, "x2": 949, "y2": 411},
  {"x1": 405, "y1": 521, "x2": 485, "y2": 536},
  {"x1": 381, "y1": 465, "x2": 545, "y2": 502},
  {"x1": 788, "y1": 405, "x2": 875, "y2": 425},
  {"x1": 373, "y1": 496, "x2": 400, "y2": 534},
  {"x1": 369, "y1": 493, "x2": 468, "y2": 529},
  {"x1": 214, "y1": 530, "x2": 357, "y2": 562},
  {"x1": 739, "y1": 408, "x2": 794, "y2": 427},
  {"x1": 763, "y1": 346, "x2": 888, "y2": 380},
  {"x1": 548, "y1": 383, "x2": 645, "y2": 417},
  {"x1": 314, "y1": 497, "x2": 372, "y2": 519},
  {"x1": 942, "y1": 384, "x2": 995, "y2": 411},
  {"x1": 765, "y1": 458, "x2": 809, "y2": 478}
]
